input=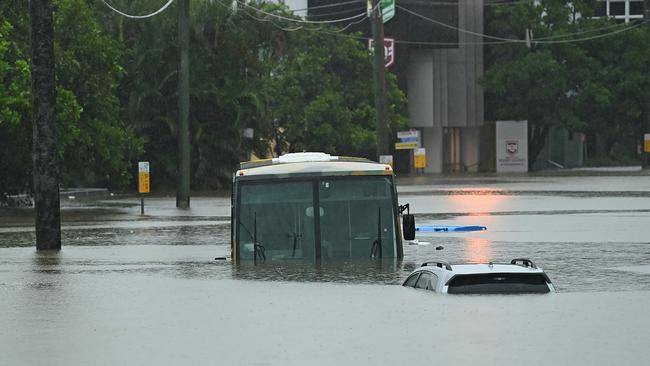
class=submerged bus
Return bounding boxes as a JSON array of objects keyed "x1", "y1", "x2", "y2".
[{"x1": 231, "y1": 152, "x2": 412, "y2": 262}]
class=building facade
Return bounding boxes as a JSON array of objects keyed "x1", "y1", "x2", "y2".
[{"x1": 405, "y1": 1, "x2": 484, "y2": 173}]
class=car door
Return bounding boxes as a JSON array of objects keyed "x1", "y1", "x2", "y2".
[{"x1": 415, "y1": 271, "x2": 435, "y2": 291}]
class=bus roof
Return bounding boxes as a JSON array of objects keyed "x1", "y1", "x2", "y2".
[{"x1": 235, "y1": 152, "x2": 393, "y2": 181}]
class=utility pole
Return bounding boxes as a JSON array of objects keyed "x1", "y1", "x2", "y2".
[
  {"x1": 177, "y1": 0, "x2": 191, "y2": 208},
  {"x1": 30, "y1": 0, "x2": 61, "y2": 250},
  {"x1": 643, "y1": 0, "x2": 650, "y2": 168},
  {"x1": 370, "y1": 0, "x2": 389, "y2": 160}
]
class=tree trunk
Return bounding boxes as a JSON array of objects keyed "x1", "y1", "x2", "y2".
[
  {"x1": 528, "y1": 123, "x2": 549, "y2": 170},
  {"x1": 30, "y1": 0, "x2": 61, "y2": 250}
]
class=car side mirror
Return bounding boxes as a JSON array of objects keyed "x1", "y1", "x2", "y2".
[{"x1": 402, "y1": 213, "x2": 415, "y2": 240}]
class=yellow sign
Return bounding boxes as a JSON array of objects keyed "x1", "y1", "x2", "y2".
[
  {"x1": 414, "y1": 148, "x2": 426, "y2": 169},
  {"x1": 645, "y1": 134, "x2": 650, "y2": 153},
  {"x1": 395, "y1": 141, "x2": 419, "y2": 150},
  {"x1": 138, "y1": 162, "x2": 150, "y2": 193},
  {"x1": 139, "y1": 172, "x2": 150, "y2": 193}
]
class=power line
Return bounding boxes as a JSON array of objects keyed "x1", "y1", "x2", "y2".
[
  {"x1": 101, "y1": 0, "x2": 175, "y2": 19},
  {"x1": 217, "y1": 0, "x2": 369, "y2": 33},
  {"x1": 484, "y1": 0, "x2": 533, "y2": 6},
  {"x1": 306, "y1": 6, "x2": 366, "y2": 19},
  {"x1": 237, "y1": 1, "x2": 368, "y2": 24},
  {"x1": 396, "y1": 4, "x2": 524, "y2": 42},
  {"x1": 531, "y1": 20, "x2": 638, "y2": 41},
  {"x1": 533, "y1": 20, "x2": 647, "y2": 44},
  {"x1": 396, "y1": 4, "x2": 648, "y2": 44},
  {"x1": 289, "y1": 0, "x2": 365, "y2": 12},
  {"x1": 117, "y1": 0, "x2": 645, "y2": 47}
]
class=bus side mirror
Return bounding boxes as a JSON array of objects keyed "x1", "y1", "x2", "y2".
[{"x1": 403, "y1": 214, "x2": 415, "y2": 240}]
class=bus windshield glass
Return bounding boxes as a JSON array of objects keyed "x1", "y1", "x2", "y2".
[{"x1": 237, "y1": 176, "x2": 397, "y2": 260}]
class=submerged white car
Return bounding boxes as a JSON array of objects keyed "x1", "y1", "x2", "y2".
[{"x1": 403, "y1": 258, "x2": 555, "y2": 294}]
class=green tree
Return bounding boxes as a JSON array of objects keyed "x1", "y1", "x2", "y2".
[
  {"x1": 266, "y1": 27, "x2": 408, "y2": 157},
  {"x1": 54, "y1": 0, "x2": 143, "y2": 187},
  {"x1": 576, "y1": 26, "x2": 650, "y2": 162},
  {"x1": 107, "y1": 1, "x2": 408, "y2": 189},
  {"x1": 0, "y1": 0, "x2": 142, "y2": 201},
  {"x1": 108, "y1": 0, "x2": 288, "y2": 188},
  {"x1": 0, "y1": 20, "x2": 32, "y2": 199},
  {"x1": 482, "y1": 0, "x2": 650, "y2": 168}
]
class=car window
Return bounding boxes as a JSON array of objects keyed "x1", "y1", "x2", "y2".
[
  {"x1": 447, "y1": 273, "x2": 550, "y2": 294},
  {"x1": 415, "y1": 272, "x2": 432, "y2": 289},
  {"x1": 403, "y1": 273, "x2": 420, "y2": 287},
  {"x1": 428, "y1": 273, "x2": 439, "y2": 292}
]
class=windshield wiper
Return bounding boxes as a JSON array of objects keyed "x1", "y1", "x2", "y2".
[
  {"x1": 239, "y1": 212, "x2": 265, "y2": 263},
  {"x1": 370, "y1": 207, "x2": 382, "y2": 259},
  {"x1": 253, "y1": 212, "x2": 266, "y2": 262}
]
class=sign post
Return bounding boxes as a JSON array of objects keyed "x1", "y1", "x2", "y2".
[
  {"x1": 643, "y1": 133, "x2": 650, "y2": 167},
  {"x1": 138, "y1": 162, "x2": 150, "y2": 214},
  {"x1": 414, "y1": 148, "x2": 426, "y2": 174}
]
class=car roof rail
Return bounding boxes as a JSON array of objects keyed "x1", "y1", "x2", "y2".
[
  {"x1": 510, "y1": 258, "x2": 537, "y2": 268},
  {"x1": 421, "y1": 260, "x2": 453, "y2": 271}
]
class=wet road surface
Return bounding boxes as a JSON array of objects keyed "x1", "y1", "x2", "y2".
[{"x1": 1, "y1": 175, "x2": 650, "y2": 365}]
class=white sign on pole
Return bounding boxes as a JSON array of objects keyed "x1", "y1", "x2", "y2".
[
  {"x1": 138, "y1": 161, "x2": 150, "y2": 173},
  {"x1": 379, "y1": 154, "x2": 393, "y2": 167},
  {"x1": 496, "y1": 121, "x2": 528, "y2": 173}
]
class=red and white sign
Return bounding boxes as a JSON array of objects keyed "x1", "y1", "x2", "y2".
[
  {"x1": 506, "y1": 140, "x2": 519, "y2": 155},
  {"x1": 368, "y1": 37, "x2": 395, "y2": 68}
]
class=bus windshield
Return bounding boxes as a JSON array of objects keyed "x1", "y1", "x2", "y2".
[{"x1": 236, "y1": 176, "x2": 397, "y2": 261}]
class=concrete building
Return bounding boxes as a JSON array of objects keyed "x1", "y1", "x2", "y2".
[{"x1": 405, "y1": 1, "x2": 484, "y2": 173}]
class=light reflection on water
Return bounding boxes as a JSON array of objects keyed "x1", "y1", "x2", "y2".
[
  {"x1": 464, "y1": 237, "x2": 492, "y2": 263},
  {"x1": 447, "y1": 190, "x2": 507, "y2": 214}
]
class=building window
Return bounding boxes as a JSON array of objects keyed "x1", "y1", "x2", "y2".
[
  {"x1": 596, "y1": 0, "x2": 644, "y2": 23},
  {"x1": 609, "y1": 2, "x2": 625, "y2": 16},
  {"x1": 629, "y1": 1, "x2": 643, "y2": 15}
]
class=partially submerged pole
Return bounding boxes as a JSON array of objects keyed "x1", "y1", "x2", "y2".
[
  {"x1": 30, "y1": 0, "x2": 61, "y2": 250},
  {"x1": 176, "y1": 0, "x2": 191, "y2": 209}
]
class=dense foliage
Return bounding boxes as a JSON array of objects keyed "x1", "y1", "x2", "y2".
[
  {"x1": 0, "y1": 0, "x2": 408, "y2": 197},
  {"x1": 482, "y1": 0, "x2": 650, "y2": 167},
  {"x1": 1, "y1": 0, "x2": 142, "y2": 199}
]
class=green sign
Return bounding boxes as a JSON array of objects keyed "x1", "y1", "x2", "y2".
[{"x1": 381, "y1": 0, "x2": 395, "y2": 23}]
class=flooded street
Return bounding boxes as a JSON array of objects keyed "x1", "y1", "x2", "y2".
[{"x1": 2, "y1": 175, "x2": 650, "y2": 365}]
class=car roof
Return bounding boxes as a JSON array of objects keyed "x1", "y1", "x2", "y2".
[{"x1": 414, "y1": 263, "x2": 546, "y2": 276}]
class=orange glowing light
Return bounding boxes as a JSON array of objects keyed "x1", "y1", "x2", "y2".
[
  {"x1": 464, "y1": 237, "x2": 492, "y2": 264},
  {"x1": 448, "y1": 189, "x2": 507, "y2": 215}
]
